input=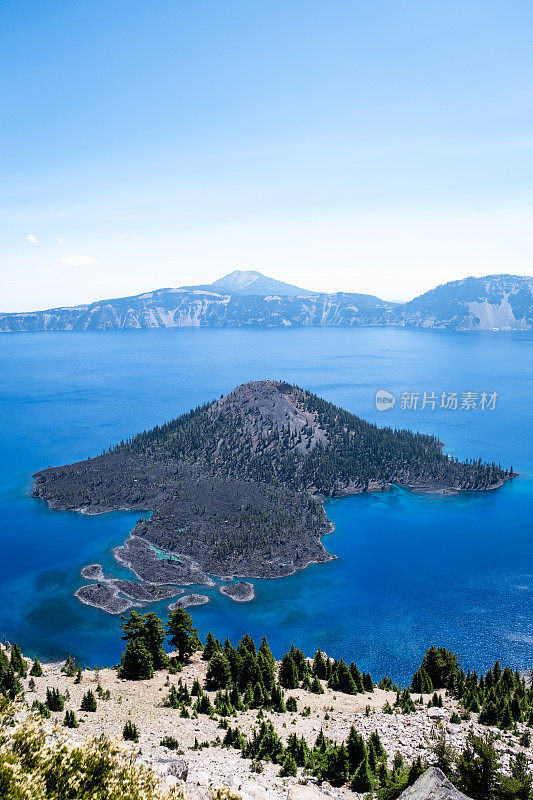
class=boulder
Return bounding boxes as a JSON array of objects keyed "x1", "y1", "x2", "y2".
[
  {"x1": 167, "y1": 760, "x2": 188, "y2": 781},
  {"x1": 160, "y1": 775, "x2": 179, "y2": 792},
  {"x1": 154, "y1": 758, "x2": 188, "y2": 782},
  {"x1": 190, "y1": 769, "x2": 210, "y2": 786},
  {"x1": 240, "y1": 782, "x2": 267, "y2": 800},
  {"x1": 398, "y1": 767, "x2": 472, "y2": 799},
  {"x1": 287, "y1": 785, "x2": 335, "y2": 800},
  {"x1": 427, "y1": 707, "x2": 446, "y2": 719},
  {"x1": 446, "y1": 723, "x2": 462, "y2": 735}
]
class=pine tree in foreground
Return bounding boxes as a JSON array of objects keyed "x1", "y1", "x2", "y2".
[
  {"x1": 166, "y1": 608, "x2": 201, "y2": 663},
  {"x1": 9, "y1": 644, "x2": 27, "y2": 677},
  {"x1": 1, "y1": 647, "x2": 21, "y2": 694},
  {"x1": 203, "y1": 631, "x2": 222, "y2": 661},
  {"x1": 29, "y1": 659, "x2": 43, "y2": 677},
  {"x1": 61, "y1": 654, "x2": 78, "y2": 677},
  {"x1": 45, "y1": 687, "x2": 65, "y2": 712},
  {"x1": 80, "y1": 689, "x2": 97, "y2": 712},
  {"x1": 205, "y1": 652, "x2": 232, "y2": 689},
  {"x1": 123, "y1": 720, "x2": 139, "y2": 742},
  {"x1": 286, "y1": 696, "x2": 297, "y2": 712},
  {"x1": 160, "y1": 735, "x2": 181, "y2": 751},
  {"x1": 63, "y1": 709, "x2": 79, "y2": 728},
  {"x1": 120, "y1": 639, "x2": 154, "y2": 680},
  {"x1": 279, "y1": 752, "x2": 298, "y2": 777}
]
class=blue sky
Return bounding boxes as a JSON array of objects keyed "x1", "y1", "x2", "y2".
[{"x1": 1, "y1": 0, "x2": 532, "y2": 310}]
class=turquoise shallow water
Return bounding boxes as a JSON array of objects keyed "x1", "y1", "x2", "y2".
[{"x1": 0, "y1": 327, "x2": 531, "y2": 683}]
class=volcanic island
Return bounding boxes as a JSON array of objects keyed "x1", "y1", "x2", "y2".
[{"x1": 32, "y1": 381, "x2": 511, "y2": 613}]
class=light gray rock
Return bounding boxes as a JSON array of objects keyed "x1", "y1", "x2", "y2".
[
  {"x1": 446, "y1": 723, "x2": 462, "y2": 735},
  {"x1": 190, "y1": 769, "x2": 210, "y2": 786},
  {"x1": 398, "y1": 767, "x2": 472, "y2": 800},
  {"x1": 160, "y1": 775, "x2": 179, "y2": 791},
  {"x1": 288, "y1": 785, "x2": 335, "y2": 800},
  {"x1": 427, "y1": 706, "x2": 447, "y2": 719},
  {"x1": 240, "y1": 782, "x2": 268, "y2": 800}
]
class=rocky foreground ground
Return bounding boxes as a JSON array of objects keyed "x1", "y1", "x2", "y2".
[{"x1": 17, "y1": 651, "x2": 532, "y2": 800}]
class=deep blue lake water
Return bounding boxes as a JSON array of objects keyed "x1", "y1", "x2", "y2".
[{"x1": 0, "y1": 327, "x2": 531, "y2": 684}]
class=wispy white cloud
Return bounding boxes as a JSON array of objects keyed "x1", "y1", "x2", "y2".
[
  {"x1": 59, "y1": 254, "x2": 98, "y2": 267},
  {"x1": 26, "y1": 234, "x2": 38, "y2": 243},
  {"x1": 56, "y1": 237, "x2": 64, "y2": 243},
  {"x1": 170, "y1": 258, "x2": 183, "y2": 266},
  {"x1": 37, "y1": 267, "x2": 51, "y2": 273}
]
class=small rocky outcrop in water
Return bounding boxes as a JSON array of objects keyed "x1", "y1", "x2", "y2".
[
  {"x1": 398, "y1": 767, "x2": 472, "y2": 800},
  {"x1": 75, "y1": 564, "x2": 184, "y2": 614},
  {"x1": 75, "y1": 584, "x2": 136, "y2": 614},
  {"x1": 168, "y1": 594, "x2": 210, "y2": 610},
  {"x1": 80, "y1": 564, "x2": 105, "y2": 581},
  {"x1": 220, "y1": 581, "x2": 255, "y2": 602}
]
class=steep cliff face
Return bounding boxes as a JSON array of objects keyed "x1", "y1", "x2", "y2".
[
  {"x1": 395, "y1": 274, "x2": 533, "y2": 330},
  {"x1": 0, "y1": 283, "x2": 395, "y2": 331},
  {"x1": 1, "y1": 271, "x2": 531, "y2": 332}
]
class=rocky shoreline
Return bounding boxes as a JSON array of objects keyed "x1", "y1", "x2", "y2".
[
  {"x1": 75, "y1": 583, "x2": 138, "y2": 614},
  {"x1": 75, "y1": 563, "x2": 185, "y2": 614},
  {"x1": 169, "y1": 594, "x2": 211, "y2": 610},
  {"x1": 113, "y1": 535, "x2": 215, "y2": 587},
  {"x1": 219, "y1": 582, "x2": 255, "y2": 602}
]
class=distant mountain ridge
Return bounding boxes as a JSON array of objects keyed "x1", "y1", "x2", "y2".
[
  {"x1": 1, "y1": 271, "x2": 531, "y2": 332},
  {"x1": 400, "y1": 274, "x2": 533, "y2": 330}
]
